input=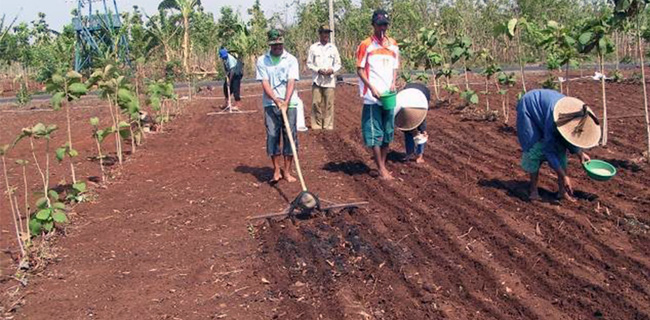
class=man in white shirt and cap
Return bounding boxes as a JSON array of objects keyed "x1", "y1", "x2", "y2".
[{"x1": 307, "y1": 24, "x2": 342, "y2": 130}]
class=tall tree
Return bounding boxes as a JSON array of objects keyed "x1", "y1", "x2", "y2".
[{"x1": 158, "y1": 0, "x2": 201, "y2": 73}]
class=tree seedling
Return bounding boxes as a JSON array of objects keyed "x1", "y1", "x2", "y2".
[
  {"x1": 497, "y1": 72, "x2": 517, "y2": 125},
  {"x1": 12, "y1": 123, "x2": 67, "y2": 235},
  {"x1": 90, "y1": 117, "x2": 114, "y2": 182},
  {"x1": 47, "y1": 70, "x2": 89, "y2": 184},
  {"x1": 578, "y1": 12, "x2": 616, "y2": 145}
]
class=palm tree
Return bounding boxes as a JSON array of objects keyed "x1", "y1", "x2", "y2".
[{"x1": 158, "y1": 0, "x2": 201, "y2": 73}]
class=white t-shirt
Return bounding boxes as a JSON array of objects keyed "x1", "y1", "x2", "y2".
[{"x1": 356, "y1": 36, "x2": 399, "y2": 105}]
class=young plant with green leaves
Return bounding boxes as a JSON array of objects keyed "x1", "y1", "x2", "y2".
[
  {"x1": 146, "y1": 79, "x2": 177, "y2": 132},
  {"x1": 14, "y1": 74, "x2": 32, "y2": 106},
  {"x1": 497, "y1": 72, "x2": 517, "y2": 125},
  {"x1": 47, "y1": 70, "x2": 88, "y2": 184},
  {"x1": 12, "y1": 124, "x2": 68, "y2": 235},
  {"x1": 539, "y1": 20, "x2": 580, "y2": 94},
  {"x1": 90, "y1": 117, "x2": 114, "y2": 182},
  {"x1": 87, "y1": 64, "x2": 141, "y2": 164},
  {"x1": 496, "y1": 18, "x2": 532, "y2": 92},
  {"x1": 436, "y1": 64, "x2": 460, "y2": 103},
  {"x1": 578, "y1": 12, "x2": 616, "y2": 145},
  {"x1": 417, "y1": 27, "x2": 444, "y2": 101},
  {"x1": 479, "y1": 49, "x2": 501, "y2": 111},
  {"x1": 447, "y1": 36, "x2": 478, "y2": 107}
]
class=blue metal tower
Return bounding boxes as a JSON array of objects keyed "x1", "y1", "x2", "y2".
[{"x1": 73, "y1": 0, "x2": 130, "y2": 71}]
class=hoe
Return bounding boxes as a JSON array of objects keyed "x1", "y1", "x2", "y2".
[
  {"x1": 248, "y1": 106, "x2": 368, "y2": 221},
  {"x1": 205, "y1": 75, "x2": 256, "y2": 115}
]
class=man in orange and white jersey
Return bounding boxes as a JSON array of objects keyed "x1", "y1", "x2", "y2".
[{"x1": 356, "y1": 9, "x2": 399, "y2": 180}]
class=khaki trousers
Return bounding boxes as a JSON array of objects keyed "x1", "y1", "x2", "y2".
[{"x1": 311, "y1": 84, "x2": 335, "y2": 130}]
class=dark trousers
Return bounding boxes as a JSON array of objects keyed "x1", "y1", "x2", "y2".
[{"x1": 224, "y1": 74, "x2": 243, "y2": 101}]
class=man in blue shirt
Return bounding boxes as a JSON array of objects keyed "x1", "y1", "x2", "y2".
[
  {"x1": 516, "y1": 89, "x2": 601, "y2": 201},
  {"x1": 256, "y1": 29, "x2": 301, "y2": 183},
  {"x1": 219, "y1": 48, "x2": 244, "y2": 109}
]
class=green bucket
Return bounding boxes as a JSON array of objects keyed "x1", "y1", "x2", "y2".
[
  {"x1": 379, "y1": 91, "x2": 397, "y2": 110},
  {"x1": 583, "y1": 160, "x2": 617, "y2": 181}
]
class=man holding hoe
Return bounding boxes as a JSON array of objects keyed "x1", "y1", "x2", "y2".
[
  {"x1": 356, "y1": 9, "x2": 399, "y2": 180},
  {"x1": 256, "y1": 29, "x2": 301, "y2": 183},
  {"x1": 219, "y1": 47, "x2": 244, "y2": 110},
  {"x1": 516, "y1": 89, "x2": 601, "y2": 202}
]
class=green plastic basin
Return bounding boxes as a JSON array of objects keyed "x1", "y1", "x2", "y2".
[
  {"x1": 583, "y1": 160, "x2": 617, "y2": 181},
  {"x1": 379, "y1": 91, "x2": 397, "y2": 110}
]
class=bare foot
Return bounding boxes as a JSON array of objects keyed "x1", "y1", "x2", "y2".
[
  {"x1": 281, "y1": 170, "x2": 297, "y2": 182},
  {"x1": 558, "y1": 192, "x2": 577, "y2": 203},
  {"x1": 378, "y1": 169, "x2": 394, "y2": 181},
  {"x1": 415, "y1": 156, "x2": 424, "y2": 164},
  {"x1": 270, "y1": 171, "x2": 282, "y2": 184}
]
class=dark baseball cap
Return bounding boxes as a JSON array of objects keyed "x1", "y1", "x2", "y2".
[
  {"x1": 318, "y1": 24, "x2": 332, "y2": 33},
  {"x1": 372, "y1": 9, "x2": 390, "y2": 25}
]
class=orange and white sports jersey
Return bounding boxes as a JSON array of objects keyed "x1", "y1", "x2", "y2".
[{"x1": 356, "y1": 36, "x2": 399, "y2": 105}]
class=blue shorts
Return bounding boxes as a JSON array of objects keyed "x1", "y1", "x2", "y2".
[
  {"x1": 264, "y1": 106, "x2": 297, "y2": 157},
  {"x1": 361, "y1": 104, "x2": 394, "y2": 147}
]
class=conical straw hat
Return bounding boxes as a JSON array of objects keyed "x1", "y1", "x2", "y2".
[
  {"x1": 395, "y1": 108, "x2": 428, "y2": 131},
  {"x1": 395, "y1": 88, "x2": 428, "y2": 131},
  {"x1": 553, "y1": 97, "x2": 601, "y2": 149}
]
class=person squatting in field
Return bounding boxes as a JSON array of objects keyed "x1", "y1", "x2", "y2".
[
  {"x1": 394, "y1": 82, "x2": 431, "y2": 164},
  {"x1": 516, "y1": 89, "x2": 601, "y2": 202},
  {"x1": 256, "y1": 29, "x2": 301, "y2": 183},
  {"x1": 356, "y1": 9, "x2": 400, "y2": 180}
]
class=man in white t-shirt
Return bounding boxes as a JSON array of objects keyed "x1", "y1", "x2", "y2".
[
  {"x1": 356, "y1": 9, "x2": 399, "y2": 180},
  {"x1": 307, "y1": 24, "x2": 341, "y2": 130},
  {"x1": 256, "y1": 29, "x2": 301, "y2": 183}
]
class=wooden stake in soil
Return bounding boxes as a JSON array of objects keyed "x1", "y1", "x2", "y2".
[
  {"x1": 637, "y1": 15, "x2": 650, "y2": 162},
  {"x1": 599, "y1": 53, "x2": 608, "y2": 146}
]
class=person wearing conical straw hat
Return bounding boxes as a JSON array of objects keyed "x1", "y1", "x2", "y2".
[
  {"x1": 394, "y1": 82, "x2": 431, "y2": 164},
  {"x1": 516, "y1": 89, "x2": 601, "y2": 202}
]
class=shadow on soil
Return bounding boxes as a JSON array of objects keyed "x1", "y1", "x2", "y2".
[
  {"x1": 234, "y1": 165, "x2": 291, "y2": 202},
  {"x1": 603, "y1": 158, "x2": 643, "y2": 173},
  {"x1": 479, "y1": 178, "x2": 599, "y2": 203},
  {"x1": 235, "y1": 165, "x2": 275, "y2": 182},
  {"x1": 322, "y1": 160, "x2": 371, "y2": 175}
]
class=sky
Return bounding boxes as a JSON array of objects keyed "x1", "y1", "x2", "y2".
[{"x1": 2, "y1": 0, "x2": 295, "y2": 32}]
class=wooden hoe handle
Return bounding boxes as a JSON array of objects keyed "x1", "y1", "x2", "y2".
[{"x1": 280, "y1": 107, "x2": 308, "y2": 192}]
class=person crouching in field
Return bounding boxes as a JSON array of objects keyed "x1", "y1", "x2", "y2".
[
  {"x1": 516, "y1": 89, "x2": 601, "y2": 202},
  {"x1": 256, "y1": 29, "x2": 301, "y2": 183},
  {"x1": 394, "y1": 82, "x2": 431, "y2": 164},
  {"x1": 356, "y1": 9, "x2": 399, "y2": 180}
]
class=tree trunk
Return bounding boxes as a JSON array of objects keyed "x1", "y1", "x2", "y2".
[
  {"x1": 463, "y1": 59, "x2": 469, "y2": 91},
  {"x1": 2, "y1": 156, "x2": 25, "y2": 257},
  {"x1": 516, "y1": 30, "x2": 527, "y2": 92},
  {"x1": 183, "y1": 13, "x2": 190, "y2": 74},
  {"x1": 638, "y1": 18, "x2": 650, "y2": 161},
  {"x1": 21, "y1": 165, "x2": 29, "y2": 239},
  {"x1": 65, "y1": 103, "x2": 77, "y2": 184},
  {"x1": 432, "y1": 74, "x2": 440, "y2": 101},
  {"x1": 600, "y1": 53, "x2": 608, "y2": 146},
  {"x1": 565, "y1": 63, "x2": 570, "y2": 95},
  {"x1": 615, "y1": 31, "x2": 620, "y2": 71}
]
